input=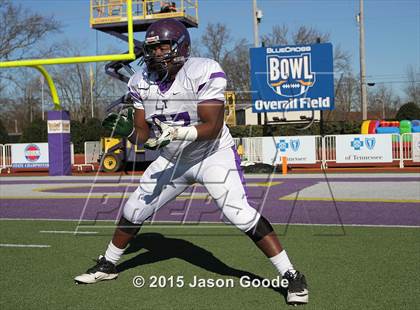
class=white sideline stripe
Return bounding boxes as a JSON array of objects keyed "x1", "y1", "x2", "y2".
[
  {"x1": 0, "y1": 243, "x2": 50, "y2": 248},
  {"x1": 39, "y1": 230, "x2": 98, "y2": 235},
  {"x1": 77, "y1": 223, "x2": 420, "y2": 229},
  {"x1": 0, "y1": 218, "x2": 419, "y2": 229}
]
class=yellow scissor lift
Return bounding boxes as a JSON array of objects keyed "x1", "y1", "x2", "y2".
[
  {"x1": 90, "y1": 0, "x2": 198, "y2": 33},
  {"x1": 91, "y1": 0, "x2": 199, "y2": 172}
]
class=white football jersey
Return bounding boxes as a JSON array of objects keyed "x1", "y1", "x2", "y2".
[{"x1": 128, "y1": 57, "x2": 234, "y2": 163}]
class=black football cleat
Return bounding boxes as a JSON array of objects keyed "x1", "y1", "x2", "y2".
[
  {"x1": 283, "y1": 270, "x2": 309, "y2": 305},
  {"x1": 74, "y1": 255, "x2": 118, "y2": 284}
]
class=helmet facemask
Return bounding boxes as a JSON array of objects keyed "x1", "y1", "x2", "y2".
[{"x1": 143, "y1": 35, "x2": 188, "y2": 81}]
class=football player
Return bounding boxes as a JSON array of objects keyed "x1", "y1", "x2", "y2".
[{"x1": 74, "y1": 18, "x2": 308, "y2": 305}]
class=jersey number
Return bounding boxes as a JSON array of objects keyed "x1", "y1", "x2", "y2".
[{"x1": 151, "y1": 112, "x2": 191, "y2": 127}]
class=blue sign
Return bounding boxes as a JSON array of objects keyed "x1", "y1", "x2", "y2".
[{"x1": 250, "y1": 43, "x2": 334, "y2": 112}]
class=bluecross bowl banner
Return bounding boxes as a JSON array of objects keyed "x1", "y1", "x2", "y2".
[{"x1": 250, "y1": 43, "x2": 334, "y2": 112}]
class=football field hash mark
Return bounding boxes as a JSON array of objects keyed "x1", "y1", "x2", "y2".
[
  {"x1": 39, "y1": 230, "x2": 98, "y2": 234},
  {"x1": 0, "y1": 243, "x2": 51, "y2": 248}
]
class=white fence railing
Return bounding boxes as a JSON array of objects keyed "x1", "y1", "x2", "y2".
[
  {"x1": 0, "y1": 144, "x2": 3, "y2": 173},
  {"x1": 74, "y1": 141, "x2": 100, "y2": 171},
  {"x1": 0, "y1": 144, "x2": 12, "y2": 173},
  {"x1": 233, "y1": 134, "x2": 420, "y2": 169},
  {"x1": 0, "y1": 143, "x2": 74, "y2": 172},
  {"x1": 1, "y1": 135, "x2": 419, "y2": 173}
]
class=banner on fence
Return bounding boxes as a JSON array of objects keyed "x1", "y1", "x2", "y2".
[
  {"x1": 335, "y1": 134, "x2": 393, "y2": 163},
  {"x1": 262, "y1": 136, "x2": 316, "y2": 164},
  {"x1": 412, "y1": 133, "x2": 420, "y2": 162},
  {"x1": 11, "y1": 143, "x2": 49, "y2": 168}
]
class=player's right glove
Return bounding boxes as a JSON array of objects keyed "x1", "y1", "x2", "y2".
[
  {"x1": 102, "y1": 108, "x2": 134, "y2": 137},
  {"x1": 144, "y1": 118, "x2": 198, "y2": 150},
  {"x1": 144, "y1": 118, "x2": 175, "y2": 150}
]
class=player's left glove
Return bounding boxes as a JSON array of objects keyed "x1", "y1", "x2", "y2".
[
  {"x1": 144, "y1": 118, "x2": 198, "y2": 150},
  {"x1": 102, "y1": 108, "x2": 134, "y2": 138}
]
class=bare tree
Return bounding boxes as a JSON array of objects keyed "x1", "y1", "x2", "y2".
[
  {"x1": 292, "y1": 26, "x2": 330, "y2": 44},
  {"x1": 323, "y1": 73, "x2": 360, "y2": 121},
  {"x1": 199, "y1": 23, "x2": 252, "y2": 102},
  {"x1": 190, "y1": 39, "x2": 202, "y2": 58},
  {"x1": 261, "y1": 25, "x2": 288, "y2": 46},
  {"x1": 0, "y1": 0, "x2": 61, "y2": 60},
  {"x1": 262, "y1": 24, "x2": 330, "y2": 46},
  {"x1": 201, "y1": 23, "x2": 231, "y2": 64},
  {"x1": 46, "y1": 41, "x2": 127, "y2": 121},
  {"x1": 0, "y1": 69, "x2": 42, "y2": 132},
  {"x1": 404, "y1": 65, "x2": 420, "y2": 104},
  {"x1": 224, "y1": 39, "x2": 251, "y2": 92},
  {"x1": 0, "y1": 0, "x2": 61, "y2": 123},
  {"x1": 368, "y1": 84, "x2": 401, "y2": 119}
]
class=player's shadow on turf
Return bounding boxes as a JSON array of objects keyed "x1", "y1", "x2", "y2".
[{"x1": 118, "y1": 233, "x2": 286, "y2": 298}]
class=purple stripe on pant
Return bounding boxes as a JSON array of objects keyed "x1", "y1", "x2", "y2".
[{"x1": 231, "y1": 146, "x2": 248, "y2": 197}]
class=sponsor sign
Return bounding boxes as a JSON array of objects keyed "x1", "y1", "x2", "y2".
[
  {"x1": 250, "y1": 43, "x2": 334, "y2": 112},
  {"x1": 262, "y1": 136, "x2": 317, "y2": 164},
  {"x1": 11, "y1": 143, "x2": 49, "y2": 168},
  {"x1": 47, "y1": 120, "x2": 70, "y2": 134},
  {"x1": 336, "y1": 134, "x2": 393, "y2": 163},
  {"x1": 412, "y1": 133, "x2": 420, "y2": 162}
]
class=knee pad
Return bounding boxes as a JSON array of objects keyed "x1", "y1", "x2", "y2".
[
  {"x1": 117, "y1": 216, "x2": 142, "y2": 235},
  {"x1": 123, "y1": 188, "x2": 156, "y2": 224},
  {"x1": 245, "y1": 216, "x2": 274, "y2": 242}
]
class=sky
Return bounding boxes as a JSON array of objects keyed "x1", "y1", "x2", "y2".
[{"x1": 13, "y1": 0, "x2": 420, "y2": 98}]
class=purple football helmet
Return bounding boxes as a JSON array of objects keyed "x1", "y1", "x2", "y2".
[{"x1": 143, "y1": 19, "x2": 191, "y2": 80}]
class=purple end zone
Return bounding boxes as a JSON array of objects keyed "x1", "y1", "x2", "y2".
[
  {"x1": 1, "y1": 198, "x2": 419, "y2": 226},
  {"x1": 2, "y1": 177, "x2": 419, "y2": 185},
  {"x1": 1, "y1": 177, "x2": 419, "y2": 226}
]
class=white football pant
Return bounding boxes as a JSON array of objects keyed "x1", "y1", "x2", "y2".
[{"x1": 123, "y1": 147, "x2": 261, "y2": 232}]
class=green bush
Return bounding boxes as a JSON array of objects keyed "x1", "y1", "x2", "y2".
[
  {"x1": 0, "y1": 119, "x2": 8, "y2": 144},
  {"x1": 395, "y1": 102, "x2": 420, "y2": 121},
  {"x1": 229, "y1": 121, "x2": 362, "y2": 138},
  {"x1": 70, "y1": 120, "x2": 85, "y2": 154},
  {"x1": 20, "y1": 119, "x2": 48, "y2": 143},
  {"x1": 16, "y1": 117, "x2": 105, "y2": 153},
  {"x1": 71, "y1": 118, "x2": 106, "y2": 153}
]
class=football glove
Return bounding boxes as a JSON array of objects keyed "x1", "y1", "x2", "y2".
[
  {"x1": 144, "y1": 118, "x2": 198, "y2": 150},
  {"x1": 102, "y1": 108, "x2": 134, "y2": 137},
  {"x1": 144, "y1": 118, "x2": 175, "y2": 150}
]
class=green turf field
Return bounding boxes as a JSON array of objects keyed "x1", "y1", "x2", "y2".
[{"x1": 0, "y1": 220, "x2": 419, "y2": 310}]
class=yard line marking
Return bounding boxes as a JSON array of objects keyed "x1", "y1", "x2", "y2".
[
  {"x1": 0, "y1": 243, "x2": 50, "y2": 248},
  {"x1": 0, "y1": 194, "x2": 208, "y2": 200},
  {"x1": 76, "y1": 223, "x2": 420, "y2": 229},
  {"x1": 0, "y1": 218, "x2": 419, "y2": 228},
  {"x1": 279, "y1": 196, "x2": 420, "y2": 203},
  {"x1": 39, "y1": 230, "x2": 98, "y2": 235}
]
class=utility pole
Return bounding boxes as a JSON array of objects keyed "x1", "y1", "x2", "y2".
[
  {"x1": 29, "y1": 88, "x2": 33, "y2": 123},
  {"x1": 252, "y1": 0, "x2": 263, "y2": 124},
  {"x1": 358, "y1": 0, "x2": 368, "y2": 120},
  {"x1": 252, "y1": 0, "x2": 259, "y2": 48},
  {"x1": 90, "y1": 64, "x2": 94, "y2": 118},
  {"x1": 40, "y1": 76, "x2": 45, "y2": 121}
]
